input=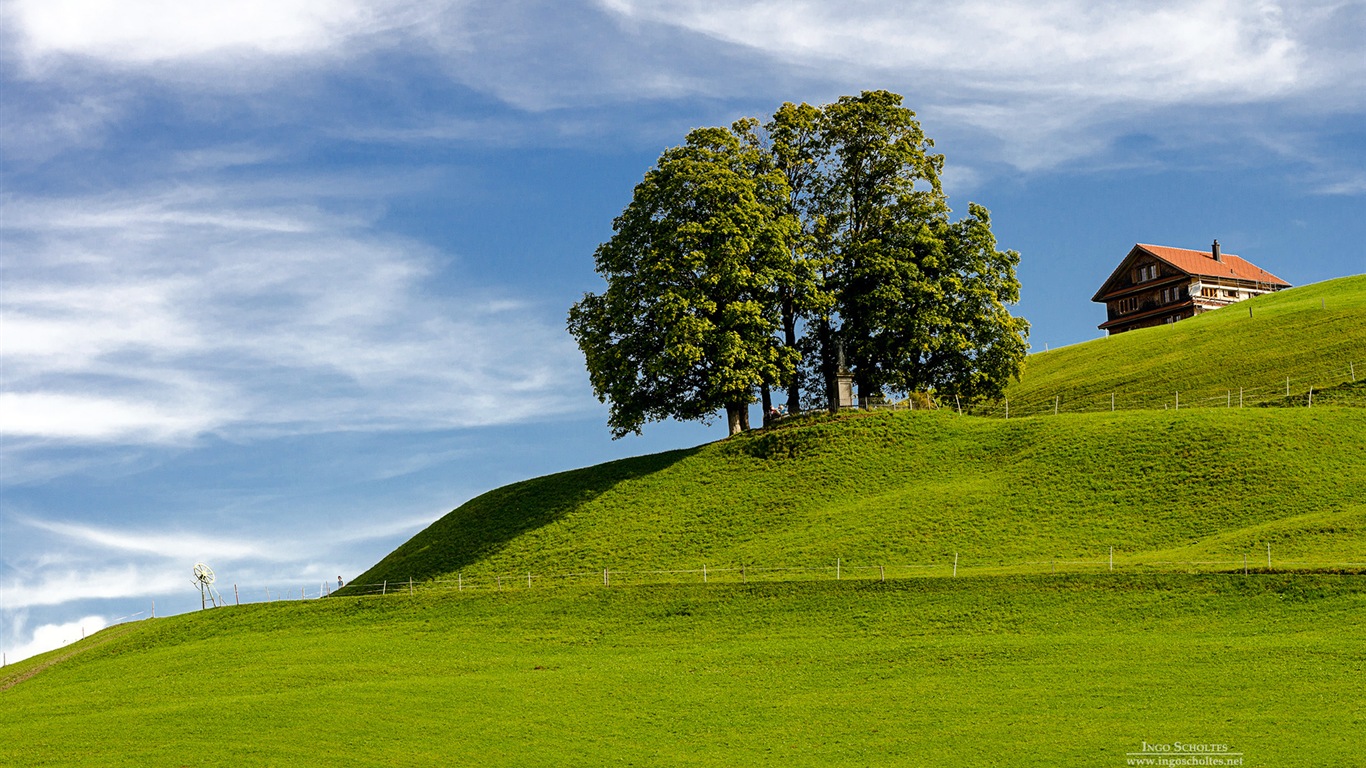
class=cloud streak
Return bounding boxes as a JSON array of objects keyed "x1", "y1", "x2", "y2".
[{"x1": 1, "y1": 181, "x2": 587, "y2": 458}]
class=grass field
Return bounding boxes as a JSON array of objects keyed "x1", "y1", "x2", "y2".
[
  {"x1": 998, "y1": 274, "x2": 1366, "y2": 416},
  {"x1": 4, "y1": 575, "x2": 1364, "y2": 767},
  {"x1": 4, "y1": 276, "x2": 1363, "y2": 767},
  {"x1": 348, "y1": 408, "x2": 1366, "y2": 592}
]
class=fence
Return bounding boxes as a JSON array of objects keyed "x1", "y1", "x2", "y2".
[
  {"x1": 960, "y1": 359, "x2": 1361, "y2": 419},
  {"x1": 336, "y1": 550, "x2": 1366, "y2": 598}
]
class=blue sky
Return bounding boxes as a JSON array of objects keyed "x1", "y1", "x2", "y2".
[{"x1": 2, "y1": 0, "x2": 1364, "y2": 662}]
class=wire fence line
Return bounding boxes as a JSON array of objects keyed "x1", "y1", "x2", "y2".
[
  {"x1": 334, "y1": 551, "x2": 1366, "y2": 598},
  {"x1": 959, "y1": 358, "x2": 1362, "y2": 419}
]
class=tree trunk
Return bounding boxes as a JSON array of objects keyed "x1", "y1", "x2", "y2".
[
  {"x1": 782, "y1": 294, "x2": 801, "y2": 414},
  {"x1": 819, "y1": 317, "x2": 837, "y2": 413},
  {"x1": 740, "y1": 402, "x2": 751, "y2": 431},
  {"x1": 761, "y1": 384, "x2": 773, "y2": 427},
  {"x1": 726, "y1": 404, "x2": 744, "y2": 436}
]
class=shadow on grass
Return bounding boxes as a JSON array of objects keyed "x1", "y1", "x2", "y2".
[{"x1": 339, "y1": 447, "x2": 702, "y2": 593}]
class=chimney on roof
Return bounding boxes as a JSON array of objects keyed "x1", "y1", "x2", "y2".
[{"x1": 1212, "y1": 239, "x2": 1221, "y2": 261}]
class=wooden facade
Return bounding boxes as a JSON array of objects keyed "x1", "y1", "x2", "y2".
[{"x1": 1092, "y1": 242, "x2": 1290, "y2": 335}]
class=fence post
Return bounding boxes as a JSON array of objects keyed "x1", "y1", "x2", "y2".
[
  {"x1": 1239, "y1": 388, "x2": 1243, "y2": 408},
  {"x1": 152, "y1": 600, "x2": 156, "y2": 618},
  {"x1": 1111, "y1": 392, "x2": 1115, "y2": 412},
  {"x1": 880, "y1": 565, "x2": 885, "y2": 581},
  {"x1": 1175, "y1": 391, "x2": 1179, "y2": 411},
  {"x1": 1352, "y1": 362, "x2": 1356, "y2": 382},
  {"x1": 836, "y1": 558, "x2": 841, "y2": 580},
  {"x1": 1005, "y1": 399, "x2": 1009, "y2": 419},
  {"x1": 381, "y1": 581, "x2": 386, "y2": 596},
  {"x1": 953, "y1": 552, "x2": 958, "y2": 577},
  {"x1": 1054, "y1": 395, "x2": 1059, "y2": 415},
  {"x1": 1267, "y1": 543, "x2": 1271, "y2": 569},
  {"x1": 603, "y1": 568, "x2": 609, "y2": 586},
  {"x1": 234, "y1": 584, "x2": 239, "y2": 606},
  {"x1": 703, "y1": 564, "x2": 708, "y2": 583},
  {"x1": 301, "y1": 586, "x2": 305, "y2": 600},
  {"x1": 1109, "y1": 546, "x2": 1114, "y2": 572},
  {"x1": 1227, "y1": 390, "x2": 1231, "y2": 408},
  {"x1": 1243, "y1": 554, "x2": 1248, "y2": 575},
  {"x1": 497, "y1": 576, "x2": 502, "y2": 590},
  {"x1": 458, "y1": 572, "x2": 463, "y2": 592},
  {"x1": 1286, "y1": 376, "x2": 1290, "y2": 397},
  {"x1": 1308, "y1": 388, "x2": 1313, "y2": 408},
  {"x1": 956, "y1": 394, "x2": 961, "y2": 415},
  {"x1": 742, "y1": 566, "x2": 747, "y2": 583},
  {"x1": 409, "y1": 577, "x2": 414, "y2": 595},
  {"x1": 527, "y1": 572, "x2": 532, "y2": 589}
]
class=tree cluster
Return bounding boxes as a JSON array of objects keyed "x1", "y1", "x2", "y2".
[{"x1": 568, "y1": 91, "x2": 1030, "y2": 438}]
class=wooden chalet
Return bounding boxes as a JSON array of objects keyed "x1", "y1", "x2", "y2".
[{"x1": 1093, "y1": 242, "x2": 1290, "y2": 334}]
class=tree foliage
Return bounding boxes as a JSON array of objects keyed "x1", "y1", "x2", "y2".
[
  {"x1": 570, "y1": 91, "x2": 1030, "y2": 438},
  {"x1": 568, "y1": 126, "x2": 799, "y2": 437}
]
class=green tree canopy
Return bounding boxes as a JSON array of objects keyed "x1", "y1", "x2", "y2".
[
  {"x1": 570, "y1": 90, "x2": 1029, "y2": 438},
  {"x1": 568, "y1": 125, "x2": 799, "y2": 437}
]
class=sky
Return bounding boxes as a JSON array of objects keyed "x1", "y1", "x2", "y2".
[{"x1": 2, "y1": 0, "x2": 1364, "y2": 663}]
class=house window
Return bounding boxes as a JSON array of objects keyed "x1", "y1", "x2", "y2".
[
  {"x1": 1225, "y1": 289, "x2": 1238, "y2": 298},
  {"x1": 1202, "y1": 287, "x2": 1218, "y2": 298},
  {"x1": 1134, "y1": 264, "x2": 1159, "y2": 283}
]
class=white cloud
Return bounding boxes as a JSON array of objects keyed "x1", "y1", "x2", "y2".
[
  {"x1": 3, "y1": 615, "x2": 109, "y2": 664},
  {"x1": 602, "y1": 0, "x2": 1307, "y2": 103},
  {"x1": 1, "y1": 182, "x2": 588, "y2": 456},
  {"x1": 5, "y1": 0, "x2": 410, "y2": 64}
]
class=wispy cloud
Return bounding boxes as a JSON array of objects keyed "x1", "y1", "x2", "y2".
[{"x1": 1, "y1": 181, "x2": 587, "y2": 460}]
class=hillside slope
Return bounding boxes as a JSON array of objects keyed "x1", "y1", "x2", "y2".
[
  {"x1": 351, "y1": 275, "x2": 1365, "y2": 591},
  {"x1": 353, "y1": 408, "x2": 1365, "y2": 589},
  {"x1": 1000, "y1": 273, "x2": 1365, "y2": 416}
]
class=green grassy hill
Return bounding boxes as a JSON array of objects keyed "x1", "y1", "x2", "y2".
[
  {"x1": 4, "y1": 575, "x2": 1364, "y2": 767},
  {"x1": 345, "y1": 275, "x2": 1364, "y2": 594},
  {"x1": 1000, "y1": 274, "x2": 1365, "y2": 415},
  {"x1": 5, "y1": 276, "x2": 1364, "y2": 767}
]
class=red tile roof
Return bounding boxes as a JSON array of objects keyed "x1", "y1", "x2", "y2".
[{"x1": 1135, "y1": 244, "x2": 1290, "y2": 286}]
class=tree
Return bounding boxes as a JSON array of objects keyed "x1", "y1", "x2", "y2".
[
  {"x1": 567, "y1": 126, "x2": 799, "y2": 437},
  {"x1": 773, "y1": 90, "x2": 1028, "y2": 409}
]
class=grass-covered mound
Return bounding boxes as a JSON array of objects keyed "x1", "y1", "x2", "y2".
[
  {"x1": 1001, "y1": 274, "x2": 1365, "y2": 415},
  {"x1": 4, "y1": 575, "x2": 1363, "y2": 767},
  {"x1": 351, "y1": 408, "x2": 1365, "y2": 591},
  {"x1": 350, "y1": 275, "x2": 1364, "y2": 593}
]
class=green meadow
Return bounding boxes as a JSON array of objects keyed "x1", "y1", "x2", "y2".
[
  {"x1": 3, "y1": 275, "x2": 1363, "y2": 767},
  {"x1": 4, "y1": 576, "x2": 1364, "y2": 767}
]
